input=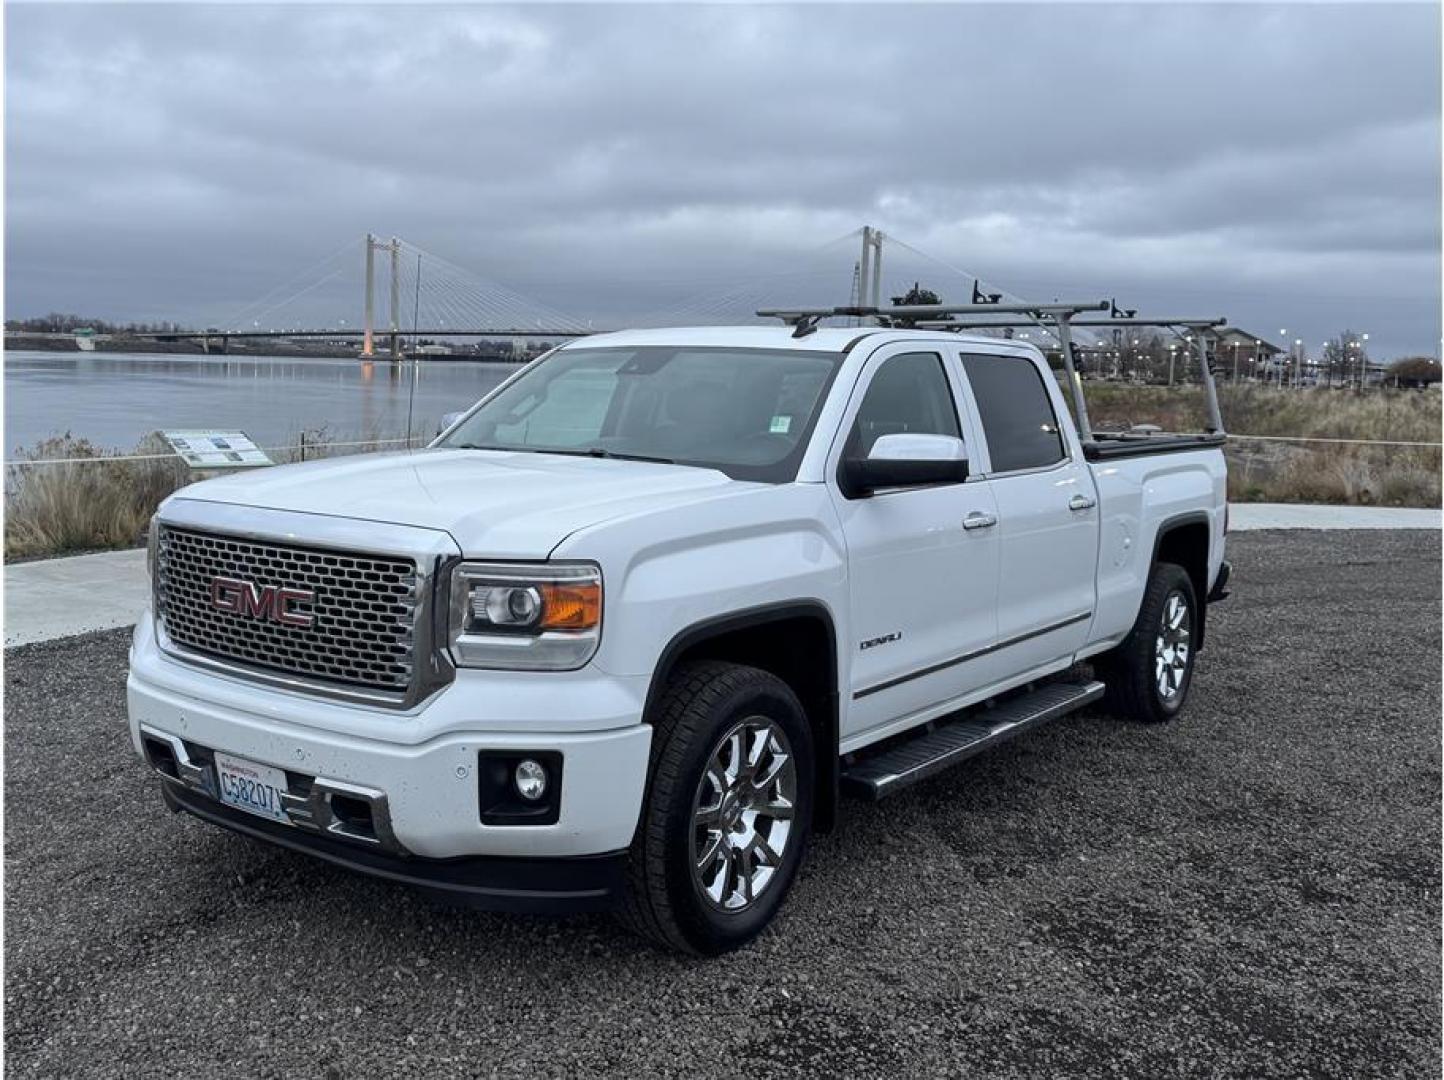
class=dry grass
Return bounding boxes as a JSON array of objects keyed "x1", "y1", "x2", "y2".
[
  {"x1": 1081, "y1": 382, "x2": 1440, "y2": 443},
  {"x1": 3, "y1": 427, "x2": 417, "y2": 560},
  {"x1": 4, "y1": 434, "x2": 185, "y2": 559},
  {"x1": 1074, "y1": 383, "x2": 1441, "y2": 507}
]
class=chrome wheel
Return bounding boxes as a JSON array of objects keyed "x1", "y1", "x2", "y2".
[
  {"x1": 1154, "y1": 590, "x2": 1192, "y2": 701},
  {"x1": 689, "y1": 716, "x2": 797, "y2": 912}
]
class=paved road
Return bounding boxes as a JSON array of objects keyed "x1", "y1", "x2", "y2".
[{"x1": 5, "y1": 530, "x2": 1439, "y2": 1078}]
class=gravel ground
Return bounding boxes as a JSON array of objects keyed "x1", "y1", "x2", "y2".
[{"x1": 5, "y1": 530, "x2": 1440, "y2": 1078}]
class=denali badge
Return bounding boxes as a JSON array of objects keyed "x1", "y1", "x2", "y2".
[
  {"x1": 860, "y1": 631, "x2": 902, "y2": 651},
  {"x1": 210, "y1": 576, "x2": 315, "y2": 628}
]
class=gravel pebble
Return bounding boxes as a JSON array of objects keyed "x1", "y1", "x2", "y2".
[{"x1": 5, "y1": 529, "x2": 1439, "y2": 1077}]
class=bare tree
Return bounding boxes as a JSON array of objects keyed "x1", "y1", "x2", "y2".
[{"x1": 1320, "y1": 329, "x2": 1369, "y2": 388}]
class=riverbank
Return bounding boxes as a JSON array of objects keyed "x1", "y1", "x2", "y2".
[{"x1": 4, "y1": 430, "x2": 408, "y2": 559}]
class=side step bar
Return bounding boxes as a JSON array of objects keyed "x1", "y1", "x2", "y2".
[{"x1": 841, "y1": 680, "x2": 1106, "y2": 801}]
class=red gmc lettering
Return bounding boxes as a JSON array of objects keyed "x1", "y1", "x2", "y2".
[{"x1": 209, "y1": 576, "x2": 314, "y2": 628}]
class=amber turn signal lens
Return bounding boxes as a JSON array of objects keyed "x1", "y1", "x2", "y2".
[{"x1": 539, "y1": 582, "x2": 601, "y2": 630}]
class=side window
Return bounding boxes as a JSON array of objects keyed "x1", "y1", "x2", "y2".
[
  {"x1": 848, "y1": 352, "x2": 960, "y2": 457},
  {"x1": 959, "y1": 354, "x2": 1066, "y2": 473}
]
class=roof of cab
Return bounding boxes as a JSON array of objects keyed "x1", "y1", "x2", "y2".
[{"x1": 562, "y1": 325, "x2": 1041, "y2": 354}]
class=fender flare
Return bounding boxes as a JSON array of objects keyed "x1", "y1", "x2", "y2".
[
  {"x1": 1145, "y1": 510, "x2": 1213, "y2": 650},
  {"x1": 643, "y1": 599, "x2": 842, "y2": 833}
]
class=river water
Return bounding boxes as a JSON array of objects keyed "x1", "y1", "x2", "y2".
[{"x1": 3, "y1": 351, "x2": 521, "y2": 455}]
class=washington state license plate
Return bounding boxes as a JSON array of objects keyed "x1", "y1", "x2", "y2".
[{"x1": 214, "y1": 751, "x2": 291, "y2": 825}]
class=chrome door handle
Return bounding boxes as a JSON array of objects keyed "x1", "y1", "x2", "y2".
[
  {"x1": 1068, "y1": 494, "x2": 1097, "y2": 512},
  {"x1": 962, "y1": 511, "x2": 998, "y2": 531}
]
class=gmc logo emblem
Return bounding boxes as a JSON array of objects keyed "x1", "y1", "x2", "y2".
[{"x1": 210, "y1": 576, "x2": 315, "y2": 628}]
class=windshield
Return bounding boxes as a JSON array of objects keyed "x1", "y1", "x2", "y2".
[{"x1": 438, "y1": 345, "x2": 844, "y2": 482}]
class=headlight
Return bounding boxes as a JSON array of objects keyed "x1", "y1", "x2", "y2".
[{"x1": 447, "y1": 562, "x2": 601, "y2": 670}]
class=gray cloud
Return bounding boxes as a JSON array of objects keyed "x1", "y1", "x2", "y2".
[{"x1": 6, "y1": 2, "x2": 1440, "y2": 357}]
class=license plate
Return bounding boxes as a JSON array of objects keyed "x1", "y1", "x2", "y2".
[{"x1": 214, "y1": 751, "x2": 291, "y2": 825}]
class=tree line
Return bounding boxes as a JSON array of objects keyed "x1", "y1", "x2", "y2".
[{"x1": 5, "y1": 313, "x2": 190, "y2": 335}]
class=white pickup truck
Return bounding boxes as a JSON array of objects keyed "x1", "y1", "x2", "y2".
[{"x1": 129, "y1": 321, "x2": 1230, "y2": 954}]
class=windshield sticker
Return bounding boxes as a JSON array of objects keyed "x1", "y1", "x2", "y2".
[{"x1": 770, "y1": 415, "x2": 792, "y2": 434}]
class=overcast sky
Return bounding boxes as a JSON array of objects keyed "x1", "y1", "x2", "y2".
[{"x1": 6, "y1": 2, "x2": 1441, "y2": 358}]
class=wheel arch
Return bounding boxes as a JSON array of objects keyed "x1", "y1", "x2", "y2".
[
  {"x1": 644, "y1": 601, "x2": 842, "y2": 834},
  {"x1": 1148, "y1": 511, "x2": 1211, "y2": 650}
]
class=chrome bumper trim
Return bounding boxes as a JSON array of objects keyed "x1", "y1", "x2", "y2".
[{"x1": 139, "y1": 724, "x2": 408, "y2": 856}]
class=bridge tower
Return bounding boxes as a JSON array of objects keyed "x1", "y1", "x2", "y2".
[
  {"x1": 858, "y1": 225, "x2": 884, "y2": 311},
  {"x1": 360, "y1": 234, "x2": 404, "y2": 357},
  {"x1": 362, "y1": 233, "x2": 376, "y2": 357},
  {"x1": 389, "y1": 236, "x2": 401, "y2": 359}
]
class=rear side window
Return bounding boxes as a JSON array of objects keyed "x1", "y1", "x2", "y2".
[
  {"x1": 847, "y1": 352, "x2": 960, "y2": 457},
  {"x1": 960, "y1": 354, "x2": 1066, "y2": 473}
]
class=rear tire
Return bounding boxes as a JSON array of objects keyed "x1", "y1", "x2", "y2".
[
  {"x1": 618, "y1": 661, "x2": 814, "y2": 955},
  {"x1": 1098, "y1": 561, "x2": 1198, "y2": 724}
]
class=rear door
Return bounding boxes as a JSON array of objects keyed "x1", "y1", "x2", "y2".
[
  {"x1": 828, "y1": 344, "x2": 1001, "y2": 744},
  {"x1": 952, "y1": 350, "x2": 1099, "y2": 675}
]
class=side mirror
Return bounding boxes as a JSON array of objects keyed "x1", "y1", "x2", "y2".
[{"x1": 841, "y1": 433, "x2": 969, "y2": 498}]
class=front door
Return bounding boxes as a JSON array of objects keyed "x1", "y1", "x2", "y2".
[{"x1": 829, "y1": 345, "x2": 1001, "y2": 745}]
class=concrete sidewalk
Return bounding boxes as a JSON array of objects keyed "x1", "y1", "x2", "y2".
[
  {"x1": 4, "y1": 503, "x2": 1440, "y2": 647},
  {"x1": 5, "y1": 549, "x2": 149, "y2": 648},
  {"x1": 1230, "y1": 503, "x2": 1440, "y2": 530}
]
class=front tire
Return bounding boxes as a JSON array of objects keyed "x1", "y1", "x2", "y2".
[
  {"x1": 1099, "y1": 561, "x2": 1199, "y2": 724},
  {"x1": 619, "y1": 661, "x2": 814, "y2": 955}
]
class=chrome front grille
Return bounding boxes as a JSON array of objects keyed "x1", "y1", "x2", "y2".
[{"x1": 155, "y1": 525, "x2": 419, "y2": 698}]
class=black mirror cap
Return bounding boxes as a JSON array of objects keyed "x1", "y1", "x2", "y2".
[{"x1": 839, "y1": 455, "x2": 969, "y2": 499}]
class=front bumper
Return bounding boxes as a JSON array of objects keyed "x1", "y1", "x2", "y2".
[
  {"x1": 127, "y1": 615, "x2": 653, "y2": 863},
  {"x1": 160, "y1": 783, "x2": 627, "y2": 913}
]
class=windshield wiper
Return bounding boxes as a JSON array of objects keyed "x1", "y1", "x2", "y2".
[
  {"x1": 448, "y1": 443, "x2": 676, "y2": 465},
  {"x1": 533, "y1": 447, "x2": 677, "y2": 465}
]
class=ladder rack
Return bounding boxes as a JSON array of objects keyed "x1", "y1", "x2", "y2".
[{"x1": 756, "y1": 302, "x2": 1227, "y2": 441}]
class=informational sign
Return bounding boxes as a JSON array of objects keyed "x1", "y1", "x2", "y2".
[{"x1": 161, "y1": 430, "x2": 273, "y2": 469}]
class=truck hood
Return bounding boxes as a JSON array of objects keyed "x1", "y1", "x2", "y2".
[{"x1": 176, "y1": 448, "x2": 748, "y2": 557}]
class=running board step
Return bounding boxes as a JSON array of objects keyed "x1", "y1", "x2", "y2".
[{"x1": 841, "y1": 680, "x2": 1106, "y2": 801}]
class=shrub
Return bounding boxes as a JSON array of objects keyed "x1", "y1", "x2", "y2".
[{"x1": 4, "y1": 434, "x2": 186, "y2": 559}]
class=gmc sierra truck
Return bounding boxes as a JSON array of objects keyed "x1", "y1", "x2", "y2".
[{"x1": 129, "y1": 318, "x2": 1231, "y2": 954}]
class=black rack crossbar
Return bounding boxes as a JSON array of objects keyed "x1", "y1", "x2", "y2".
[
  {"x1": 913, "y1": 317, "x2": 1226, "y2": 330},
  {"x1": 756, "y1": 301, "x2": 1109, "y2": 326}
]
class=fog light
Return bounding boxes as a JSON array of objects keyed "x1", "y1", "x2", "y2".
[{"x1": 514, "y1": 759, "x2": 547, "y2": 801}]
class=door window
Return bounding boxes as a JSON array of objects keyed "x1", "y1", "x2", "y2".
[
  {"x1": 959, "y1": 354, "x2": 1066, "y2": 473},
  {"x1": 847, "y1": 352, "x2": 960, "y2": 457}
]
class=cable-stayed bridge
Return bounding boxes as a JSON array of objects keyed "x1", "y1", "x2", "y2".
[{"x1": 97, "y1": 227, "x2": 1147, "y2": 357}]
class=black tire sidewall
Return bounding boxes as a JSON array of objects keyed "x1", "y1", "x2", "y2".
[
  {"x1": 659, "y1": 673, "x2": 814, "y2": 954},
  {"x1": 1143, "y1": 565, "x2": 1198, "y2": 721}
]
